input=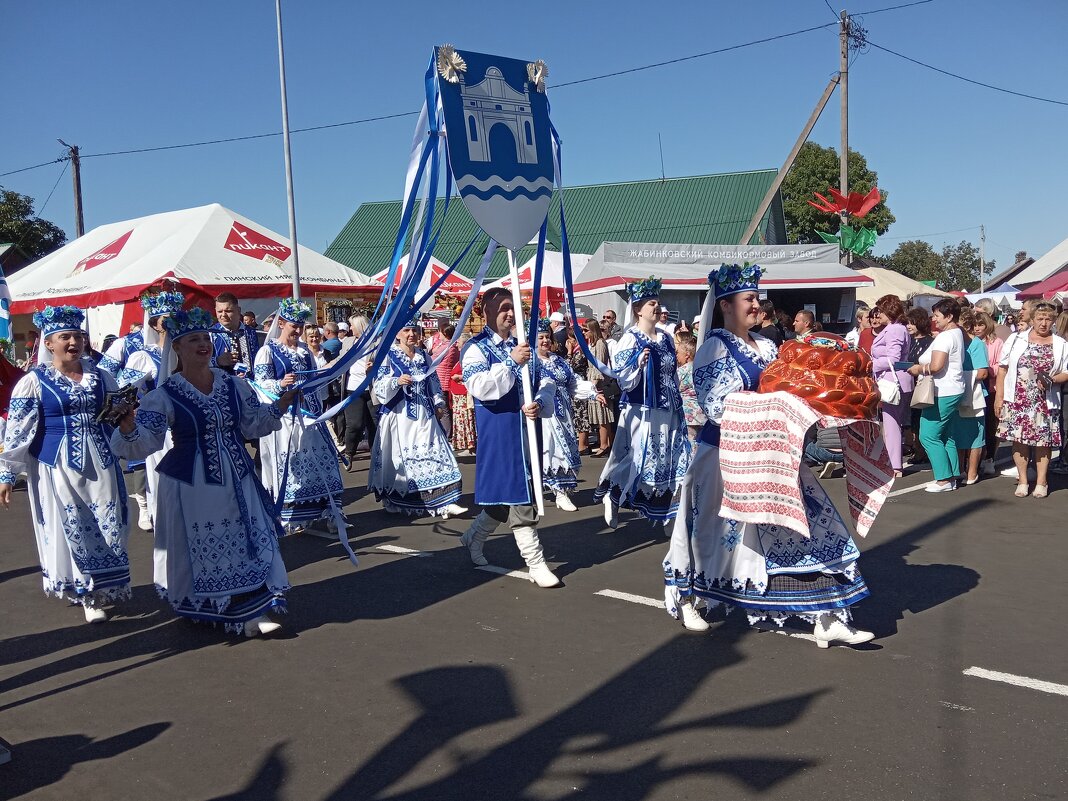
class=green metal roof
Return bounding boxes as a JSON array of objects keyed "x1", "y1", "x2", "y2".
[{"x1": 325, "y1": 170, "x2": 786, "y2": 281}]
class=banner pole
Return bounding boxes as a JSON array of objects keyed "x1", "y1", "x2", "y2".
[
  {"x1": 508, "y1": 248, "x2": 545, "y2": 517},
  {"x1": 275, "y1": 0, "x2": 302, "y2": 299}
]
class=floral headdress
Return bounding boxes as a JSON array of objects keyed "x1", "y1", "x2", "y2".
[
  {"x1": 625, "y1": 276, "x2": 662, "y2": 304},
  {"x1": 32, "y1": 305, "x2": 85, "y2": 337},
  {"x1": 140, "y1": 290, "x2": 185, "y2": 317},
  {"x1": 278, "y1": 298, "x2": 313, "y2": 325},
  {"x1": 162, "y1": 308, "x2": 214, "y2": 340},
  {"x1": 708, "y1": 262, "x2": 762, "y2": 301}
]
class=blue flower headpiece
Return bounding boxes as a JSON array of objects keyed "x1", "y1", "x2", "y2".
[
  {"x1": 278, "y1": 298, "x2": 313, "y2": 325},
  {"x1": 162, "y1": 308, "x2": 214, "y2": 340},
  {"x1": 708, "y1": 262, "x2": 762, "y2": 301},
  {"x1": 536, "y1": 318, "x2": 552, "y2": 335},
  {"x1": 140, "y1": 290, "x2": 185, "y2": 317},
  {"x1": 626, "y1": 276, "x2": 662, "y2": 304},
  {"x1": 32, "y1": 305, "x2": 85, "y2": 338}
]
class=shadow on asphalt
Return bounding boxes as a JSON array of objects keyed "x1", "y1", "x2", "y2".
[
  {"x1": 0, "y1": 723, "x2": 170, "y2": 801},
  {"x1": 853, "y1": 499, "x2": 985, "y2": 638},
  {"x1": 204, "y1": 629, "x2": 820, "y2": 801}
]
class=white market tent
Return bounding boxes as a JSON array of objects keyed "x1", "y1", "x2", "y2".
[
  {"x1": 483, "y1": 251, "x2": 593, "y2": 291},
  {"x1": 9, "y1": 203, "x2": 372, "y2": 316},
  {"x1": 1009, "y1": 235, "x2": 1068, "y2": 287},
  {"x1": 854, "y1": 266, "x2": 954, "y2": 307},
  {"x1": 573, "y1": 242, "x2": 873, "y2": 324}
]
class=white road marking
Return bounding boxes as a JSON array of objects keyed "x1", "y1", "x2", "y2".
[
  {"x1": 594, "y1": 589, "x2": 663, "y2": 608},
  {"x1": 888, "y1": 456, "x2": 1016, "y2": 498},
  {"x1": 963, "y1": 667, "x2": 1068, "y2": 697},
  {"x1": 477, "y1": 565, "x2": 533, "y2": 581},
  {"x1": 376, "y1": 544, "x2": 432, "y2": 557},
  {"x1": 939, "y1": 701, "x2": 976, "y2": 712}
]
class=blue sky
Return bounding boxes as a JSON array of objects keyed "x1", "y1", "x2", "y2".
[{"x1": 4, "y1": 0, "x2": 1066, "y2": 271}]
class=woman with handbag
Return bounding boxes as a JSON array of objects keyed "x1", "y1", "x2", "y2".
[
  {"x1": 585, "y1": 320, "x2": 616, "y2": 456},
  {"x1": 908, "y1": 298, "x2": 967, "y2": 493},
  {"x1": 952, "y1": 309, "x2": 990, "y2": 486},
  {"x1": 868, "y1": 295, "x2": 912, "y2": 478},
  {"x1": 972, "y1": 311, "x2": 1004, "y2": 476},
  {"x1": 994, "y1": 302, "x2": 1068, "y2": 498}
]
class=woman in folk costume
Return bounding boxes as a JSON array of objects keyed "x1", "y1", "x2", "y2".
[
  {"x1": 535, "y1": 319, "x2": 582, "y2": 512},
  {"x1": 369, "y1": 316, "x2": 466, "y2": 518},
  {"x1": 457, "y1": 287, "x2": 560, "y2": 588},
  {"x1": 254, "y1": 299, "x2": 344, "y2": 535},
  {"x1": 594, "y1": 278, "x2": 692, "y2": 528},
  {"x1": 116, "y1": 289, "x2": 185, "y2": 532},
  {"x1": 663, "y1": 264, "x2": 874, "y2": 648},
  {"x1": 0, "y1": 306, "x2": 131, "y2": 624},
  {"x1": 111, "y1": 309, "x2": 296, "y2": 637}
]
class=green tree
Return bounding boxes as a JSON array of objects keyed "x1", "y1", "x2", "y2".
[
  {"x1": 780, "y1": 142, "x2": 896, "y2": 244},
  {"x1": 0, "y1": 190, "x2": 67, "y2": 261},
  {"x1": 942, "y1": 240, "x2": 991, "y2": 292},
  {"x1": 882, "y1": 240, "x2": 942, "y2": 284}
]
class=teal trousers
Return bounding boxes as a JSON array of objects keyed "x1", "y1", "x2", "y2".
[{"x1": 920, "y1": 393, "x2": 964, "y2": 481}]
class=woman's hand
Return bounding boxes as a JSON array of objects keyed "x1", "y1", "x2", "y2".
[
  {"x1": 993, "y1": 397, "x2": 1003, "y2": 418},
  {"x1": 397, "y1": 374, "x2": 413, "y2": 387},
  {"x1": 907, "y1": 364, "x2": 924, "y2": 377},
  {"x1": 276, "y1": 389, "x2": 298, "y2": 412},
  {"x1": 0, "y1": 483, "x2": 11, "y2": 509},
  {"x1": 118, "y1": 407, "x2": 138, "y2": 434},
  {"x1": 596, "y1": 392, "x2": 608, "y2": 407},
  {"x1": 280, "y1": 372, "x2": 297, "y2": 388},
  {"x1": 638, "y1": 349, "x2": 650, "y2": 369}
]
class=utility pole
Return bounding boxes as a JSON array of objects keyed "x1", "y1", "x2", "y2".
[
  {"x1": 57, "y1": 139, "x2": 85, "y2": 238},
  {"x1": 275, "y1": 0, "x2": 302, "y2": 300},
  {"x1": 980, "y1": 224, "x2": 986, "y2": 292},
  {"x1": 839, "y1": 9, "x2": 850, "y2": 265}
]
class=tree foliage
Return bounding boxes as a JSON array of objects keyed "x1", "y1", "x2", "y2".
[
  {"x1": 781, "y1": 142, "x2": 896, "y2": 245},
  {"x1": 0, "y1": 190, "x2": 67, "y2": 261},
  {"x1": 882, "y1": 239, "x2": 993, "y2": 292}
]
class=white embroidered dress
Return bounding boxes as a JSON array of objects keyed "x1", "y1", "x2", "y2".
[
  {"x1": 117, "y1": 346, "x2": 171, "y2": 524},
  {"x1": 1, "y1": 363, "x2": 131, "y2": 606},
  {"x1": 663, "y1": 330, "x2": 868, "y2": 626},
  {"x1": 110, "y1": 369, "x2": 290, "y2": 631},
  {"x1": 539, "y1": 353, "x2": 581, "y2": 493},
  {"x1": 595, "y1": 327, "x2": 692, "y2": 521},
  {"x1": 369, "y1": 345, "x2": 461, "y2": 516},
  {"x1": 254, "y1": 340, "x2": 344, "y2": 528}
]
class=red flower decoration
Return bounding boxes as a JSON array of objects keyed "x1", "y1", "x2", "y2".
[{"x1": 806, "y1": 186, "x2": 881, "y2": 218}]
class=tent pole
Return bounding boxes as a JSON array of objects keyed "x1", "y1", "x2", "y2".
[{"x1": 275, "y1": 0, "x2": 302, "y2": 300}]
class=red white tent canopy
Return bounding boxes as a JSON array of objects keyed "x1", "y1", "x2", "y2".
[
  {"x1": 8, "y1": 203, "x2": 372, "y2": 313},
  {"x1": 371, "y1": 256, "x2": 473, "y2": 294},
  {"x1": 1016, "y1": 267, "x2": 1068, "y2": 300},
  {"x1": 483, "y1": 251, "x2": 593, "y2": 291}
]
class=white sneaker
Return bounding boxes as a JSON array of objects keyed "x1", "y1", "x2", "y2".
[
  {"x1": 603, "y1": 495, "x2": 618, "y2": 529},
  {"x1": 980, "y1": 459, "x2": 996, "y2": 477},
  {"x1": 680, "y1": 601, "x2": 710, "y2": 632},
  {"x1": 137, "y1": 507, "x2": 153, "y2": 532},
  {"x1": 925, "y1": 480, "x2": 956, "y2": 493},
  {"x1": 528, "y1": 563, "x2": 561, "y2": 588},
  {"x1": 814, "y1": 617, "x2": 874, "y2": 649},
  {"x1": 243, "y1": 616, "x2": 282, "y2": 637},
  {"x1": 1000, "y1": 465, "x2": 1019, "y2": 478},
  {"x1": 83, "y1": 606, "x2": 107, "y2": 624},
  {"x1": 555, "y1": 493, "x2": 577, "y2": 512}
]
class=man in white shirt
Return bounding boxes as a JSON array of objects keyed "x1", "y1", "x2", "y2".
[
  {"x1": 656, "y1": 307, "x2": 676, "y2": 336},
  {"x1": 458, "y1": 287, "x2": 560, "y2": 588}
]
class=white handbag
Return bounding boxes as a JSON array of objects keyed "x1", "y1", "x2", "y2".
[{"x1": 877, "y1": 368, "x2": 901, "y2": 405}]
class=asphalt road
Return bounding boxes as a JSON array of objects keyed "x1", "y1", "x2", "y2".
[{"x1": 1, "y1": 452, "x2": 1065, "y2": 801}]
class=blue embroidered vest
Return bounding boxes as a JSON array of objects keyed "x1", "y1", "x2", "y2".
[
  {"x1": 624, "y1": 330, "x2": 680, "y2": 412},
  {"x1": 381, "y1": 347, "x2": 436, "y2": 419},
  {"x1": 699, "y1": 331, "x2": 766, "y2": 448},
  {"x1": 29, "y1": 366, "x2": 114, "y2": 472}
]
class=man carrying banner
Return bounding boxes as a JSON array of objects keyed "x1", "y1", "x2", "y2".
[{"x1": 458, "y1": 287, "x2": 560, "y2": 588}]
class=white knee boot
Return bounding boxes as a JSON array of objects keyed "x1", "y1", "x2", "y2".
[
  {"x1": 459, "y1": 512, "x2": 498, "y2": 566},
  {"x1": 132, "y1": 494, "x2": 153, "y2": 531},
  {"x1": 514, "y1": 526, "x2": 560, "y2": 588}
]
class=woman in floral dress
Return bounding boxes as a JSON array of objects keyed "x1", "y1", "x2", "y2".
[{"x1": 566, "y1": 328, "x2": 591, "y2": 454}]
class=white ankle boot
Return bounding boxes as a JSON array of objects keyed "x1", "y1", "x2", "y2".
[
  {"x1": 513, "y1": 526, "x2": 559, "y2": 587},
  {"x1": 528, "y1": 563, "x2": 561, "y2": 588},
  {"x1": 460, "y1": 513, "x2": 496, "y2": 566},
  {"x1": 603, "y1": 495, "x2": 618, "y2": 529},
  {"x1": 132, "y1": 494, "x2": 152, "y2": 531},
  {"x1": 83, "y1": 605, "x2": 107, "y2": 624},
  {"x1": 679, "y1": 600, "x2": 709, "y2": 632},
  {"x1": 555, "y1": 493, "x2": 577, "y2": 512},
  {"x1": 243, "y1": 615, "x2": 282, "y2": 637},
  {"x1": 441, "y1": 503, "x2": 468, "y2": 519},
  {"x1": 814, "y1": 614, "x2": 874, "y2": 648}
]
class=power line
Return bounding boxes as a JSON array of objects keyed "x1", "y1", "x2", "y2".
[
  {"x1": 13, "y1": 160, "x2": 69, "y2": 251},
  {"x1": 856, "y1": 0, "x2": 934, "y2": 16},
  {"x1": 868, "y1": 39, "x2": 1068, "y2": 106},
  {"x1": 0, "y1": 157, "x2": 67, "y2": 179},
  {"x1": 881, "y1": 225, "x2": 980, "y2": 240}
]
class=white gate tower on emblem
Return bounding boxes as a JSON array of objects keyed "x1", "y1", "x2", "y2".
[{"x1": 459, "y1": 67, "x2": 537, "y2": 165}]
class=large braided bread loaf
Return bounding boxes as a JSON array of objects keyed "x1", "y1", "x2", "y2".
[{"x1": 758, "y1": 332, "x2": 879, "y2": 420}]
